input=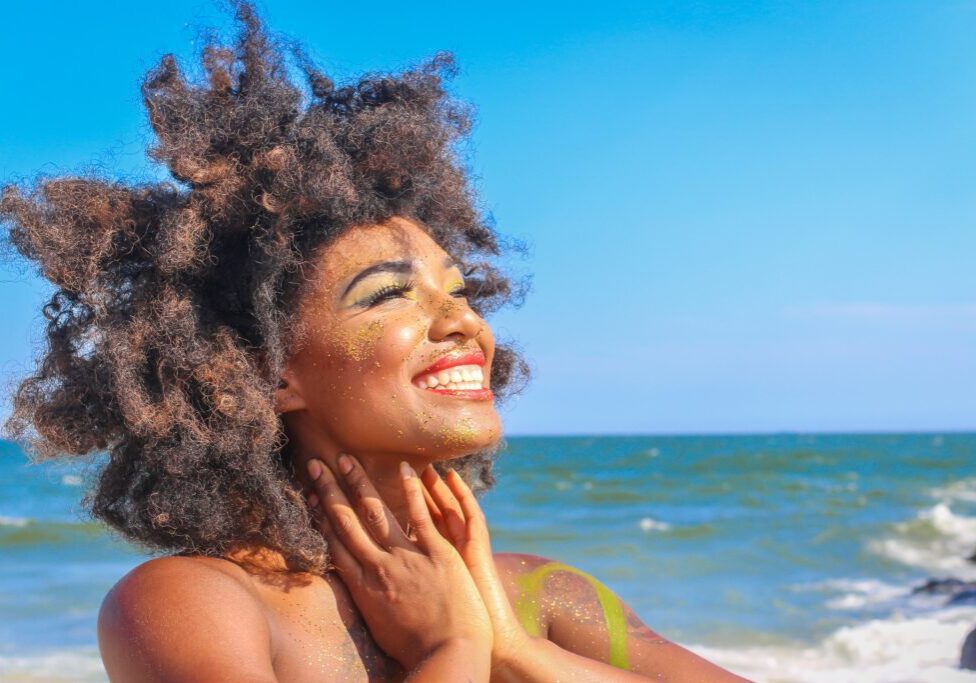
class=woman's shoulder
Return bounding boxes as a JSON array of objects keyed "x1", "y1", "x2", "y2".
[
  {"x1": 493, "y1": 551, "x2": 601, "y2": 591},
  {"x1": 492, "y1": 552, "x2": 614, "y2": 634},
  {"x1": 100, "y1": 554, "x2": 267, "y2": 617},
  {"x1": 98, "y1": 555, "x2": 278, "y2": 682}
]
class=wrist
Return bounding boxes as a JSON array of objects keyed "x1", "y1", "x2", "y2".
[
  {"x1": 420, "y1": 636, "x2": 491, "y2": 666},
  {"x1": 491, "y1": 631, "x2": 538, "y2": 672}
]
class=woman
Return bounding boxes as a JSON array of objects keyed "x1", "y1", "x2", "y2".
[{"x1": 1, "y1": 3, "x2": 749, "y2": 680}]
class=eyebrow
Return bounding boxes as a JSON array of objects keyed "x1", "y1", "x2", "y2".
[{"x1": 341, "y1": 256, "x2": 460, "y2": 299}]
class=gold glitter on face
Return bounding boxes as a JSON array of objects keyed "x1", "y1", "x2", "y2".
[
  {"x1": 338, "y1": 319, "x2": 384, "y2": 362},
  {"x1": 437, "y1": 416, "x2": 479, "y2": 448}
]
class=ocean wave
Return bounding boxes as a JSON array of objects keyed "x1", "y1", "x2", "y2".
[
  {"x1": 0, "y1": 515, "x2": 30, "y2": 528},
  {"x1": 0, "y1": 517, "x2": 105, "y2": 547},
  {"x1": 868, "y1": 503, "x2": 976, "y2": 580},
  {"x1": 0, "y1": 647, "x2": 105, "y2": 682},
  {"x1": 933, "y1": 479, "x2": 976, "y2": 505},
  {"x1": 638, "y1": 517, "x2": 672, "y2": 532},
  {"x1": 792, "y1": 578, "x2": 912, "y2": 611},
  {"x1": 692, "y1": 606, "x2": 976, "y2": 683}
]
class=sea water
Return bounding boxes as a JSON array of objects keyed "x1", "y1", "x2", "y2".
[{"x1": 1, "y1": 433, "x2": 974, "y2": 682}]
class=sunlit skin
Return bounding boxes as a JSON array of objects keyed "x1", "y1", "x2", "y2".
[{"x1": 97, "y1": 215, "x2": 752, "y2": 682}]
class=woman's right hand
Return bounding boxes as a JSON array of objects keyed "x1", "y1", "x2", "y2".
[{"x1": 305, "y1": 455, "x2": 493, "y2": 672}]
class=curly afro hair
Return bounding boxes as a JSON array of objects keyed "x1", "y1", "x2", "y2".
[{"x1": 0, "y1": 0, "x2": 528, "y2": 575}]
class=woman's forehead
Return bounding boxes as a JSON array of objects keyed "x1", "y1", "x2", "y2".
[{"x1": 319, "y1": 217, "x2": 451, "y2": 281}]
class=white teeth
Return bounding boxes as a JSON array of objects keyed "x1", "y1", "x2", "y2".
[
  {"x1": 414, "y1": 364, "x2": 486, "y2": 391},
  {"x1": 442, "y1": 382, "x2": 482, "y2": 391}
]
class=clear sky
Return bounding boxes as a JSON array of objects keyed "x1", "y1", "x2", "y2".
[{"x1": 0, "y1": 1, "x2": 973, "y2": 435}]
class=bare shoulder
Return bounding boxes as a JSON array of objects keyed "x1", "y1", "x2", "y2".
[
  {"x1": 98, "y1": 555, "x2": 278, "y2": 683},
  {"x1": 492, "y1": 551, "x2": 647, "y2": 638},
  {"x1": 492, "y1": 552, "x2": 752, "y2": 681}
]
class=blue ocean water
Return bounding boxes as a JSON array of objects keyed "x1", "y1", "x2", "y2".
[{"x1": 1, "y1": 433, "x2": 975, "y2": 682}]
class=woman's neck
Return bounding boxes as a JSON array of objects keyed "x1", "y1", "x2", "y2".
[{"x1": 291, "y1": 446, "x2": 436, "y2": 535}]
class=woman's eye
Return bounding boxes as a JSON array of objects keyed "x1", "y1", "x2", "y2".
[{"x1": 361, "y1": 283, "x2": 412, "y2": 307}]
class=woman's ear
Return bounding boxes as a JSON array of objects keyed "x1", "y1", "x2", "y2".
[{"x1": 274, "y1": 367, "x2": 307, "y2": 414}]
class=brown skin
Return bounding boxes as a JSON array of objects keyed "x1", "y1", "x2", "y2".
[{"x1": 98, "y1": 216, "x2": 751, "y2": 682}]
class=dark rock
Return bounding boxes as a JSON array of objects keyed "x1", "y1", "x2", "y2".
[
  {"x1": 913, "y1": 578, "x2": 973, "y2": 596},
  {"x1": 948, "y1": 591, "x2": 976, "y2": 607},
  {"x1": 962, "y1": 628, "x2": 976, "y2": 671}
]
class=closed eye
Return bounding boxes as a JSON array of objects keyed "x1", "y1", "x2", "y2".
[{"x1": 358, "y1": 281, "x2": 414, "y2": 307}]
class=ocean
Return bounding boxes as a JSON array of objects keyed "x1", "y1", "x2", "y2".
[{"x1": 1, "y1": 433, "x2": 974, "y2": 682}]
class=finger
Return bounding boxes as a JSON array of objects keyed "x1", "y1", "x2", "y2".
[
  {"x1": 307, "y1": 458, "x2": 385, "y2": 566},
  {"x1": 318, "y1": 515, "x2": 362, "y2": 582},
  {"x1": 445, "y1": 468, "x2": 490, "y2": 549},
  {"x1": 420, "y1": 481, "x2": 451, "y2": 540},
  {"x1": 399, "y1": 461, "x2": 445, "y2": 554},
  {"x1": 421, "y1": 465, "x2": 467, "y2": 545},
  {"x1": 337, "y1": 454, "x2": 411, "y2": 549}
]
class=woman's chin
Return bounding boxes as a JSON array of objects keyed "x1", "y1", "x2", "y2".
[{"x1": 412, "y1": 416, "x2": 502, "y2": 459}]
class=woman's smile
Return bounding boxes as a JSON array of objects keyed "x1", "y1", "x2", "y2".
[{"x1": 411, "y1": 348, "x2": 493, "y2": 400}]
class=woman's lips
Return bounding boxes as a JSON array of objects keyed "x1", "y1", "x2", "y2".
[
  {"x1": 411, "y1": 349, "x2": 493, "y2": 400},
  {"x1": 414, "y1": 349, "x2": 486, "y2": 377},
  {"x1": 423, "y1": 387, "x2": 494, "y2": 401}
]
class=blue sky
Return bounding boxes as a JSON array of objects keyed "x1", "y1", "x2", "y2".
[{"x1": 0, "y1": 1, "x2": 973, "y2": 435}]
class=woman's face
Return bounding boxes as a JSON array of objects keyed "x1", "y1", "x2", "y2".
[{"x1": 278, "y1": 216, "x2": 501, "y2": 460}]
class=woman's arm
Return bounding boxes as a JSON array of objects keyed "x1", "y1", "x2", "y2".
[
  {"x1": 97, "y1": 556, "x2": 279, "y2": 683},
  {"x1": 491, "y1": 554, "x2": 753, "y2": 683},
  {"x1": 404, "y1": 638, "x2": 492, "y2": 682}
]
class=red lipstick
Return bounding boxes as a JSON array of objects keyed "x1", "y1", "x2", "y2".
[{"x1": 414, "y1": 349, "x2": 486, "y2": 379}]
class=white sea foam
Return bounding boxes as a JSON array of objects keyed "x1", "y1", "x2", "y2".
[
  {"x1": 61, "y1": 474, "x2": 82, "y2": 486},
  {"x1": 932, "y1": 479, "x2": 976, "y2": 505},
  {"x1": 0, "y1": 647, "x2": 105, "y2": 682},
  {"x1": 868, "y1": 503, "x2": 976, "y2": 581},
  {"x1": 0, "y1": 515, "x2": 30, "y2": 528},
  {"x1": 638, "y1": 517, "x2": 671, "y2": 532},
  {"x1": 793, "y1": 578, "x2": 910, "y2": 611},
  {"x1": 691, "y1": 606, "x2": 976, "y2": 683}
]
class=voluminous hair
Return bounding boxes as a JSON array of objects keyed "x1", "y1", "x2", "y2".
[{"x1": 0, "y1": 0, "x2": 527, "y2": 575}]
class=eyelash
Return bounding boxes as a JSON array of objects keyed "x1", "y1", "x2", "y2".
[{"x1": 359, "y1": 280, "x2": 469, "y2": 307}]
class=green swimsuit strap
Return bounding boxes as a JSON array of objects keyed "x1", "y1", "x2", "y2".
[{"x1": 514, "y1": 561, "x2": 630, "y2": 670}]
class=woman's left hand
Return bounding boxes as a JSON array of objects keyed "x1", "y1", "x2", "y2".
[{"x1": 417, "y1": 465, "x2": 532, "y2": 669}]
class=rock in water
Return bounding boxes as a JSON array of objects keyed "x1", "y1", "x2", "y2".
[
  {"x1": 962, "y1": 627, "x2": 976, "y2": 671},
  {"x1": 949, "y1": 591, "x2": 976, "y2": 607}
]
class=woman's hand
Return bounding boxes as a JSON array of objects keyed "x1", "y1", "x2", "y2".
[
  {"x1": 305, "y1": 455, "x2": 492, "y2": 673},
  {"x1": 418, "y1": 466, "x2": 533, "y2": 670}
]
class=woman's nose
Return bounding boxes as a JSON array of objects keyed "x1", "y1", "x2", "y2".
[{"x1": 425, "y1": 290, "x2": 484, "y2": 342}]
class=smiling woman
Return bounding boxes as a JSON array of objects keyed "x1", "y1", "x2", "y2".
[{"x1": 0, "y1": 2, "x2": 748, "y2": 681}]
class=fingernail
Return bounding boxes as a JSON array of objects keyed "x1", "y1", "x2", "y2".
[
  {"x1": 307, "y1": 459, "x2": 322, "y2": 480},
  {"x1": 338, "y1": 454, "x2": 353, "y2": 475},
  {"x1": 308, "y1": 493, "x2": 319, "y2": 507},
  {"x1": 400, "y1": 461, "x2": 413, "y2": 479}
]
